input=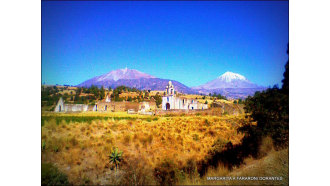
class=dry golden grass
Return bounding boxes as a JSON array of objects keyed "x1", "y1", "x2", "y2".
[
  {"x1": 41, "y1": 112, "x2": 246, "y2": 184},
  {"x1": 194, "y1": 148, "x2": 289, "y2": 185},
  {"x1": 179, "y1": 136, "x2": 288, "y2": 186}
]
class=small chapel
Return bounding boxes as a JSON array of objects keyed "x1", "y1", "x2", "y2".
[{"x1": 162, "y1": 81, "x2": 208, "y2": 110}]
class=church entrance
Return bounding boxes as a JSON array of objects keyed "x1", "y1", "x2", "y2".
[
  {"x1": 59, "y1": 105, "x2": 61, "y2": 112},
  {"x1": 166, "y1": 103, "x2": 170, "y2": 110}
]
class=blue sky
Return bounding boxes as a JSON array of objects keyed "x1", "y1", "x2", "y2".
[{"x1": 42, "y1": 1, "x2": 288, "y2": 87}]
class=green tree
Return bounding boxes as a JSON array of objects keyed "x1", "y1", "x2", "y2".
[
  {"x1": 145, "y1": 91, "x2": 150, "y2": 98},
  {"x1": 100, "y1": 86, "x2": 105, "y2": 100},
  {"x1": 242, "y1": 45, "x2": 289, "y2": 148},
  {"x1": 109, "y1": 147, "x2": 123, "y2": 171},
  {"x1": 282, "y1": 44, "x2": 289, "y2": 94},
  {"x1": 153, "y1": 95, "x2": 162, "y2": 108}
]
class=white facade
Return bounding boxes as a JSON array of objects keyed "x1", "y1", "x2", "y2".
[
  {"x1": 105, "y1": 95, "x2": 111, "y2": 102},
  {"x1": 162, "y1": 81, "x2": 208, "y2": 110}
]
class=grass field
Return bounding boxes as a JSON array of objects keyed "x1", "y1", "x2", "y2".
[{"x1": 41, "y1": 111, "x2": 247, "y2": 185}]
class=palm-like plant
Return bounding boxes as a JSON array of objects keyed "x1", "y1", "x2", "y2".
[{"x1": 109, "y1": 147, "x2": 123, "y2": 171}]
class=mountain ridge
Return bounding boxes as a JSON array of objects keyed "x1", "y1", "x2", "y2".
[
  {"x1": 77, "y1": 68, "x2": 197, "y2": 94},
  {"x1": 77, "y1": 69, "x2": 266, "y2": 98}
]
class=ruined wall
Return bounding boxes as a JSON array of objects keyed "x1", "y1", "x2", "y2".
[
  {"x1": 54, "y1": 98, "x2": 64, "y2": 112},
  {"x1": 197, "y1": 103, "x2": 208, "y2": 110},
  {"x1": 64, "y1": 104, "x2": 89, "y2": 112},
  {"x1": 95, "y1": 101, "x2": 141, "y2": 112},
  {"x1": 139, "y1": 101, "x2": 157, "y2": 111}
]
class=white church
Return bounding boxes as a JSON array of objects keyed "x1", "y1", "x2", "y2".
[{"x1": 162, "y1": 81, "x2": 208, "y2": 110}]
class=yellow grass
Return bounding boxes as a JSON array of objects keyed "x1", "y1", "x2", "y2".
[
  {"x1": 41, "y1": 112, "x2": 246, "y2": 185},
  {"x1": 194, "y1": 148, "x2": 289, "y2": 185}
]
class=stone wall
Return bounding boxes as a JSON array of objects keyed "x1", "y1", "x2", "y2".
[
  {"x1": 64, "y1": 104, "x2": 89, "y2": 112},
  {"x1": 95, "y1": 102, "x2": 141, "y2": 112}
]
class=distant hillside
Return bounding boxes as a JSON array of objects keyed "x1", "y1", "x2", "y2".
[
  {"x1": 77, "y1": 68, "x2": 197, "y2": 94},
  {"x1": 77, "y1": 69, "x2": 266, "y2": 98}
]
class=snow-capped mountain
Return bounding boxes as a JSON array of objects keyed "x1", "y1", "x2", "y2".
[
  {"x1": 77, "y1": 68, "x2": 197, "y2": 94},
  {"x1": 217, "y1": 72, "x2": 247, "y2": 82},
  {"x1": 193, "y1": 72, "x2": 260, "y2": 89},
  {"x1": 192, "y1": 72, "x2": 266, "y2": 98}
]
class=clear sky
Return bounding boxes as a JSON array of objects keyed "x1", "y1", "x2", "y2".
[{"x1": 42, "y1": 1, "x2": 288, "y2": 87}]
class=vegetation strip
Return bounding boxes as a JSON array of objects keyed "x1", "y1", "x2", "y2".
[{"x1": 41, "y1": 116, "x2": 158, "y2": 126}]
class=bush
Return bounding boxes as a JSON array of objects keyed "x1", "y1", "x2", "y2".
[
  {"x1": 42, "y1": 163, "x2": 70, "y2": 185},
  {"x1": 243, "y1": 87, "x2": 288, "y2": 149},
  {"x1": 53, "y1": 146, "x2": 59, "y2": 152},
  {"x1": 204, "y1": 119, "x2": 210, "y2": 126},
  {"x1": 192, "y1": 134, "x2": 199, "y2": 141},
  {"x1": 119, "y1": 156, "x2": 155, "y2": 185},
  {"x1": 123, "y1": 134, "x2": 131, "y2": 145},
  {"x1": 42, "y1": 140, "x2": 46, "y2": 151},
  {"x1": 154, "y1": 159, "x2": 180, "y2": 186},
  {"x1": 258, "y1": 136, "x2": 274, "y2": 157},
  {"x1": 183, "y1": 158, "x2": 198, "y2": 179},
  {"x1": 210, "y1": 138, "x2": 229, "y2": 155}
]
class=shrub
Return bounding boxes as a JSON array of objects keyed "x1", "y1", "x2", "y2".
[
  {"x1": 192, "y1": 134, "x2": 199, "y2": 141},
  {"x1": 82, "y1": 176, "x2": 91, "y2": 185},
  {"x1": 208, "y1": 129, "x2": 216, "y2": 137},
  {"x1": 258, "y1": 136, "x2": 274, "y2": 157},
  {"x1": 123, "y1": 134, "x2": 131, "y2": 145},
  {"x1": 154, "y1": 159, "x2": 180, "y2": 186},
  {"x1": 69, "y1": 136, "x2": 78, "y2": 147},
  {"x1": 119, "y1": 156, "x2": 155, "y2": 185},
  {"x1": 204, "y1": 119, "x2": 210, "y2": 126},
  {"x1": 184, "y1": 158, "x2": 198, "y2": 180},
  {"x1": 147, "y1": 135, "x2": 153, "y2": 144},
  {"x1": 210, "y1": 138, "x2": 229, "y2": 155},
  {"x1": 42, "y1": 140, "x2": 46, "y2": 151},
  {"x1": 42, "y1": 163, "x2": 70, "y2": 185},
  {"x1": 243, "y1": 87, "x2": 288, "y2": 149},
  {"x1": 53, "y1": 146, "x2": 59, "y2": 152}
]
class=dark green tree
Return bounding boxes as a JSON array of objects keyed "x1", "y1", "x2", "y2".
[{"x1": 241, "y1": 45, "x2": 289, "y2": 148}]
